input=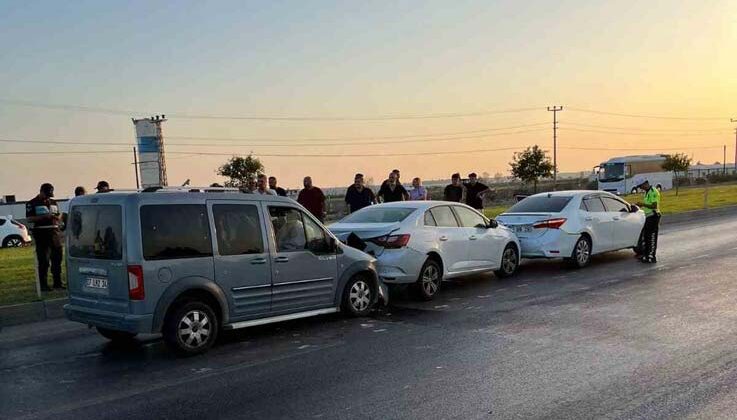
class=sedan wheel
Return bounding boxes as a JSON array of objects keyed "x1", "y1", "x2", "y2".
[
  {"x1": 415, "y1": 259, "x2": 442, "y2": 301},
  {"x1": 495, "y1": 244, "x2": 519, "y2": 278},
  {"x1": 569, "y1": 236, "x2": 592, "y2": 268},
  {"x1": 3, "y1": 236, "x2": 23, "y2": 248}
]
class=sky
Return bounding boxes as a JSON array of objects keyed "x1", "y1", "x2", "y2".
[{"x1": 1, "y1": 0, "x2": 735, "y2": 198}]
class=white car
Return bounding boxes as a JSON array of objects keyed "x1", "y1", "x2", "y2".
[
  {"x1": 0, "y1": 216, "x2": 32, "y2": 248},
  {"x1": 496, "y1": 191, "x2": 645, "y2": 268},
  {"x1": 329, "y1": 201, "x2": 520, "y2": 300}
]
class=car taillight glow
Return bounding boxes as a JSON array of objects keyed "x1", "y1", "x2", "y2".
[
  {"x1": 127, "y1": 265, "x2": 145, "y2": 300},
  {"x1": 533, "y1": 218, "x2": 567, "y2": 229},
  {"x1": 369, "y1": 234, "x2": 411, "y2": 249},
  {"x1": 11, "y1": 220, "x2": 26, "y2": 230}
]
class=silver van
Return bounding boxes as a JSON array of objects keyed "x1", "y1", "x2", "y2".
[{"x1": 63, "y1": 188, "x2": 386, "y2": 355}]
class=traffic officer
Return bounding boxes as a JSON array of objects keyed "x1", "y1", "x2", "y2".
[
  {"x1": 26, "y1": 183, "x2": 64, "y2": 291},
  {"x1": 633, "y1": 175, "x2": 661, "y2": 263}
]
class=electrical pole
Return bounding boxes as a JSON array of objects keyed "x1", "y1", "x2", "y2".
[
  {"x1": 731, "y1": 118, "x2": 737, "y2": 173},
  {"x1": 724, "y1": 145, "x2": 727, "y2": 174},
  {"x1": 547, "y1": 106, "x2": 563, "y2": 189},
  {"x1": 133, "y1": 147, "x2": 141, "y2": 189}
]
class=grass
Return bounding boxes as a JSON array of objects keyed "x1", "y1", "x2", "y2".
[
  {"x1": 0, "y1": 246, "x2": 67, "y2": 306},
  {"x1": 3, "y1": 182, "x2": 737, "y2": 307}
]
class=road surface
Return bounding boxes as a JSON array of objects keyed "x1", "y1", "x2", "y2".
[{"x1": 3, "y1": 214, "x2": 737, "y2": 420}]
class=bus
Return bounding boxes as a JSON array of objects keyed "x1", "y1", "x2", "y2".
[{"x1": 596, "y1": 155, "x2": 672, "y2": 195}]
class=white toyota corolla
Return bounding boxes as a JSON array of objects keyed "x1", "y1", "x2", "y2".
[
  {"x1": 329, "y1": 201, "x2": 520, "y2": 300},
  {"x1": 496, "y1": 191, "x2": 645, "y2": 268}
]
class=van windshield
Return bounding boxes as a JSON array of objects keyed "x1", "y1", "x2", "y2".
[{"x1": 68, "y1": 205, "x2": 123, "y2": 260}]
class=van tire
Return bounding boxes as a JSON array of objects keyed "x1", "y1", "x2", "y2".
[
  {"x1": 341, "y1": 274, "x2": 374, "y2": 317},
  {"x1": 413, "y1": 259, "x2": 442, "y2": 301},
  {"x1": 96, "y1": 327, "x2": 137, "y2": 342},
  {"x1": 163, "y1": 300, "x2": 219, "y2": 356}
]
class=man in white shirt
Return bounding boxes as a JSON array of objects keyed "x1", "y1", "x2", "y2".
[{"x1": 255, "y1": 174, "x2": 276, "y2": 195}]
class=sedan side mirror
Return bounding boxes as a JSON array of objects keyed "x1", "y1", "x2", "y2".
[
  {"x1": 487, "y1": 219, "x2": 499, "y2": 229},
  {"x1": 629, "y1": 205, "x2": 640, "y2": 213}
]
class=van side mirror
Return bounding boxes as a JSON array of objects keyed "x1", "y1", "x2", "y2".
[
  {"x1": 328, "y1": 236, "x2": 339, "y2": 252},
  {"x1": 629, "y1": 205, "x2": 640, "y2": 213},
  {"x1": 488, "y1": 219, "x2": 499, "y2": 229}
]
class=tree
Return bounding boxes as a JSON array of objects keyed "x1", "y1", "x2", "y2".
[
  {"x1": 217, "y1": 154, "x2": 265, "y2": 188},
  {"x1": 662, "y1": 153, "x2": 691, "y2": 196},
  {"x1": 509, "y1": 145, "x2": 554, "y2": 193}
]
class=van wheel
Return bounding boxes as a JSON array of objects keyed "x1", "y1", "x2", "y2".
[
  {"x1": 341, "y1": 274, "x2": 374, "y2": 317},
  {"x1": 96, "y1": 327, "x2": 137, "y2": 342},
  {"x1": 163, "y1": 300, "x2": 219, "y2": 356},
  {"x1": 495, "y1": 244, "x2": 519, "y2": 278},
  {"x1": 566, "y1": 236, "x2": 592, "y2": 268},
  {"x1": 414, "y1": 259, "x2": 442, "y2": 301}
]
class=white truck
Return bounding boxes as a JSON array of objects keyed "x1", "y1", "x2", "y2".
[{"x1": 596, "y1": 155, "x2": 673, "y2": 195}]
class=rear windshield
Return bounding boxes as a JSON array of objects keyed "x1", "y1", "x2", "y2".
[
  {"x1": 507, "y1": 196, "x2": 573, "y2": 213},
  {"x1": 141, "y1": 204, "x2": 213, "y2": 260},
  {"x1": 340, "y1": 207, "x2": 416, "y2": 224},
  {"x1": 68, "y1": 205, "x2": 123, "y2": 260}
]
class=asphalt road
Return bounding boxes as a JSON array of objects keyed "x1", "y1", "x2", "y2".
[{"x1": 3, "y1": 214, "x2": 737, "y2": 420}]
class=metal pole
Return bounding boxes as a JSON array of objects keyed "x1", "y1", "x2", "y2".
[
  {"x1": 731, "y1": 118, "x2": 737, "y2": 172},
  {"x1": 547, "y1": 106, "x2": 563, "y2": 190},
  {"x1": 133, "y1": 147, "x2": 140, "y2": 189},
  {"x1": 724, "y1": 145, "x2": 727, "y2": 174}
]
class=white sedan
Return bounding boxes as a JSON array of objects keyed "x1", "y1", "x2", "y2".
[
  {"x1": 0, "y1": 216, "x2": 32, "y2": 248},
  {"x1": 496, "y1": 191, "x2": 645, "y2": 268},
  {"x1": 329, "y1": 201, "x2": 520, "y2": 300}
]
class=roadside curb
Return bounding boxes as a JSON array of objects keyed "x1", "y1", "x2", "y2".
[
  {"x1": 2, "y1": 205, "x2": 737, "y2": 329},
  {"x1": 0, "y1": 298, "x2": 68, "y2": 328}
]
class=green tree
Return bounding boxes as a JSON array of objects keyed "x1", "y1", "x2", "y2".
[
  {"x1": 217, "y1": 154, "x2": 265, "y2": 188},
  {"x1": 662, "y1": 153, "x2": 691, "y2": 196},
  {"x1": 509, "y1": 145, "x2": 554, "y2": 193}
]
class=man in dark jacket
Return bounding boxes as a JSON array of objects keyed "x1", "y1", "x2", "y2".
[
  {"x1": 26, "y1": 183, "x2": 64, "y2": 291},
  {"x1": 345, "y1": 173, "x2": 376, "y2": 213}
]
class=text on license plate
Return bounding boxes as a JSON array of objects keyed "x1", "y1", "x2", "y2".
[
  {"x1": 86, "y1": 277, "x2": 108, "y2": 289},
  {"x1": 515, "y1": 226, "x2": 533, "y2": 233}
]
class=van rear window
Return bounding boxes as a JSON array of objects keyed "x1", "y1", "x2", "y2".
[
  {"x1": 68, "y1": 205, "x2": 123, "y2": 260},
  {"x1": 141, "y1": 205, "x2": 213, "y2": 260}
]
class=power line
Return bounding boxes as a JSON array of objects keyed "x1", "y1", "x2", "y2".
[
  {"x1": 567, "y1": 107, "x2": 727, "y2": 121},
  {"x1": 563, "y1": 122, "x2": 730, "y2": 133},
  {"x1": 559, "y1": 127, "x2": 733, "y2": 137},
  {"x1": 0, "y1": 98, "x2": 542, "y2": 121}
]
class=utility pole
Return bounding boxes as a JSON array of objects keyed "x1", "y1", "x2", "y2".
[
  {"x1": 731, "y1": 118, "x2": 737, "y2": 173},
  {"x1": 724, "y1": 145, "x2": 727, "y2": 174},
  {"x1": 547, "y1": 106, "x2": 563, "y2": 189},
  {"x1": 133, "y1": 146, "x2": 140, "y2": 189}
]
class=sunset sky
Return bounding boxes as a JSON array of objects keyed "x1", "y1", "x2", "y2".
[{"x1": 1, "y1": 0, "x2": 735, "y2": 198}]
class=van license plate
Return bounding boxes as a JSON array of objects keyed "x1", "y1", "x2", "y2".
[{"x1": 86, "y1": 277, "x2": 108, "y2": 289}]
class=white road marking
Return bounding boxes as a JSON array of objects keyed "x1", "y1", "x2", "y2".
[
  {"x1": 695, "y1": 254, "x2": 710, "y2": 259},
  {"x1": 434, "y1": 305, "x2": 449, "y2": 309},
  {"x1": 373, "y1": 329, "x2": 387, "y2": 333},
  {"x1": 516, "y1": 284, "x2": 529, "y2": 288}
]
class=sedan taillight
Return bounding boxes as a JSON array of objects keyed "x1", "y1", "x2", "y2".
[
  {"x1": 369, "y1": 234, "x2": 411, "y2": 249},
  {"x1": 533, "y1": 218, "x2": 567, "y2": 229}
]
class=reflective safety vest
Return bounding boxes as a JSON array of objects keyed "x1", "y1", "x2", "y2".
[{"x1": 643, "y1": 187, "x2": 661, "y2": 217}]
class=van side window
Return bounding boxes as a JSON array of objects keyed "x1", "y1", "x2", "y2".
[
  {"x1": 141, "y1": 205, "x2": 213, "y2": 260},
  {"x1": 269, "y1": 207, "x2": 307, "y2": 252},
  {"x1": 213, "y1": 204, "x2": 264, "y2": 255},
  {"x1": 303, "y1": 215, "x2": 333, "y2": 254}
]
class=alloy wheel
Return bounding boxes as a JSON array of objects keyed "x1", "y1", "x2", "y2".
[
  {"x1": 349, "y1": 280, "x2": 371, "y2": 312},
  {"x1": 422, "y1": 264, "x2": 440, "y2": 296},
  {"x1": 502, "y1": 247, "x2": 518, "y2": 274},
  {"x1": 177, "y1": 310, "x2": 212, "y2": 350},
  {"x1": 576, "y1": 239, "x2": 591, "y2": 265}
]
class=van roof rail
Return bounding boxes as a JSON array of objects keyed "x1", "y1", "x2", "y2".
[{"x1": 140, "y1": 186, "x2": 243, "y2": 193}]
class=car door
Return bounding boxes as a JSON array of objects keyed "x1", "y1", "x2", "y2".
[
  {"x1": 267, "y1": 205, "x2": 338, "y2": 314},
  {"x1": 210, "y1": 201, "x2": 272, "y2": 319},
  {"x1": 601, "y1": 196, "x2": 641, "y2": 249},
  {"x1": 452, "y1": 205, "x2": 500, "y2": 270},
  {"x1": 427, "y1": 205, "x2": 468, "y2": 273},
  {"x1": 580, "y1": 196, "x2": 614, "y2": 253}
]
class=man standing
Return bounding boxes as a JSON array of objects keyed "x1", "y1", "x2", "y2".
[
  {"x1": 443, "y1": 173, "x2": 464, "y2": 202},
  {"x1": 255, "y1": 174, "x2": 276, "y2": 195},
  {"x1": 26, "y1": 183, "x2": 64, "y2": 291},
  {"x1": 409, "y1": 177, "x2": 428, "y2": 200},
  {"x1": 463, "y1": 173, "x2": 491, "y2": 210},
  {"x1": 74, "y1": 186, "x2": 86, "y2": 197},
  {"x1": 298, "y1": 176, "x2": 327, "y2": 222},
  {"x1": 96, "y1": 180, "x2": 111, "y2": 193},
  {"x1": 381, "y1": 169, "x2": 409, "y2": 201},
  {"x1": 634, "y1": 176, "x2": 661, "y2": 263},
  {"x1": 345, "y1": 173, "x2": 376, "y2": 213},
  {"x1": 377, "y1": 172, "x2": 408, "y2": 203},
  {"x1": 268, "y1": 176, "x2": 288, "y2": 197}
]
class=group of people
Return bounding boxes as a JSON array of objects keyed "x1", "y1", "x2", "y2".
[
  {"x1": 26, "y1": 180, "x2": 111, "y2": 291},
  {"x1": 344, "y1": 169, "x2": 493, "y2": 214}
]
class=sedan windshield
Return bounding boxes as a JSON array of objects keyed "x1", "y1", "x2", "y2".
[
  {"x1": 341, "y1": 207, "x2": 416, "y2": 223},
  {"x1": 506, "y1": 196, "x2": 573, "y2": 213}
]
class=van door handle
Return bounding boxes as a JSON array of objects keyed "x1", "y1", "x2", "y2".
[
  {"x1": 274, "y1": 256, "x2": 290, "y2": 263},
  {"x1": 439, "y1": 236, "x2": 448, "y2": 241},
  {"x1": 251, "y1": 258, "x2": 267, "y2": 265}
]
